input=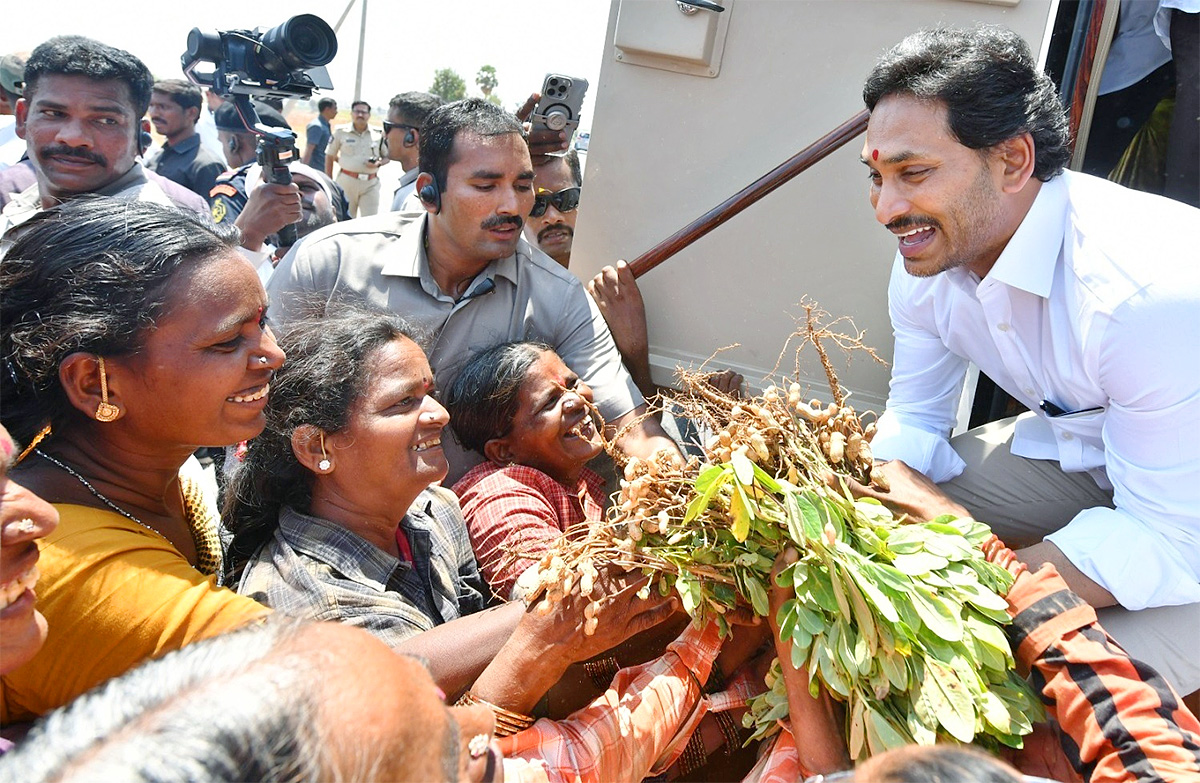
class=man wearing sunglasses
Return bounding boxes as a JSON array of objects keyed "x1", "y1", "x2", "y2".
[
  {"x1": 384, "y1": 91, "x2": 443, "y2": 212},
  {"x1": 524, "y1": 149, "x2": 582, "y2": 268}
]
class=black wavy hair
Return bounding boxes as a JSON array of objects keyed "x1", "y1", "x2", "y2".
[
  {"x1": 222, "y1": 304, "x2": 420, "y2": 583},
  {"x1": 419, "y1": 97, "x2": 526, "y2": 192},
  {"x1": 0, "y1": 197, "x2": 239, "y2": 447},
  {"x1": 862, "y1": 25, "x2": 1070, "y2": 181},
  {"x1": 24, "y1": 35, "x2": 154, "y2": 120}
]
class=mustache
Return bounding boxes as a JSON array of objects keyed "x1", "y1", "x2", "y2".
[
  {"x1": 538, "y1": 224, "x2": 574, "y2": 243},
  {"x1": 885, "y1": 215, "x2": 943, "y2": 232},
  {"x1": 39, "y1": 144, "x2": 107, "y2": 167},
  {"x1": 481, "y1": 214, "x2": 523, "y2": 231}
]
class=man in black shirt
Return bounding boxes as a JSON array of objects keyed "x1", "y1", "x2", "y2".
[{"x1": 145, "y1": 79, "x2": 225, "y2": 202}]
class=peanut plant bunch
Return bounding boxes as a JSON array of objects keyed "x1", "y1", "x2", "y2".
[{"x1": 523, "y1": 367, "x2": 1042, "y2": 762}]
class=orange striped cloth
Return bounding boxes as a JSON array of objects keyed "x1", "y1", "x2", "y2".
[
  {"x1": 744, "y1": 563, "x2": 1200, "y2": 783},
  {"x1": 499, "y1": 620, "x2": 723, "y2": 783},
  {"x1": 1008, "y1": 564, "x2": 1200, "y2": 782}
]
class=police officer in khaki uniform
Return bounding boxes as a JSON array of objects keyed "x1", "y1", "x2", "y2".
[{"x1": 326, "y1": 100, "x2": 385, "y2": 217}]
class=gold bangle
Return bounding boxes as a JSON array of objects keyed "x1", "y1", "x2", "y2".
[
  {"x1": 455, "y1": 691, "x2": 536, "y2": 737},
  {"x1": 676, "y1": 729, "x2": 708, "y2": 777},
  {"x1": 713, "y1": 709, "x2": 743, "y2": 756},
  {"x1": 583, "y1": 656, "x2": 621, "y2": 689}
]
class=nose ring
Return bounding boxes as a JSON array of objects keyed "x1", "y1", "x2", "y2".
[{"x1": 258, "y1": 356, "x2": 269, "y2": 365}]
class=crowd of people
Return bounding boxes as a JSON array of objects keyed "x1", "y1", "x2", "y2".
[{"x1": 0, "y1": 18, "x2": 1198, "y2": 783}]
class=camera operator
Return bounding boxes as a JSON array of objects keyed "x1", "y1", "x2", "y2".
[{"x1": 207, "y1": 101, "x2": 303, "y2": 265}]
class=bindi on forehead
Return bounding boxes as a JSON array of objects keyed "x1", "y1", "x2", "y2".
[{"x1": 872, "y1": 149, "x2": 879, "y2": 161}]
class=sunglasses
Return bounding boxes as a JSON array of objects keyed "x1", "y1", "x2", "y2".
[
  {"x1": 382, "y1": 120, "x2": 418, "y2": 135},
  {"x1": 529, "y1": 186, "x2": 581, "y2": 218}
]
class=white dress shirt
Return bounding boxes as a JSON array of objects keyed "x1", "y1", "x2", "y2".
[{"x1": 871, "y1": 171, "x2": 1200, "y2": 611}]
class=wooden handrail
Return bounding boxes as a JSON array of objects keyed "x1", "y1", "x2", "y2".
[{"x1": 628, "y1": 109, "x2": 870, "y2": 279}]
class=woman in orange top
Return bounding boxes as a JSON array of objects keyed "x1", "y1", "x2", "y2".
[{"x1": 0, "y1": 198, "x2": 279, "y2": 723}]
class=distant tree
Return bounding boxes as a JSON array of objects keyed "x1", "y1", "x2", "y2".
[
  {"x1": 475, "y1": 65, "x2": 498, "y2": 98},
  {"x1": 430, "y1": 68, "x2": 467, "y2": 102}
]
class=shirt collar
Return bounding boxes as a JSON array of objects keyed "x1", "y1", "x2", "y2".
[
  {"x1": 6, "y1": 162, "x2": 145, "y2": 218},
  {"x1": 379, "y1": 211, "x2": 525, "y2": 298},
  {"x1": 981, "y1": 175, "x2": 1068, "y2": 298},
  {"x1": 163, "y1": 134, "x2": 200, "y2": 154},
  {"x1": 278, "y1": 505, "x2": 421, "y2": 592},
  {"x1": 95, "y1": 162, "x2": 150, "y2": 198},
  {"x1": 399, "y1": 167, "x2": 420, "y2": 187}
]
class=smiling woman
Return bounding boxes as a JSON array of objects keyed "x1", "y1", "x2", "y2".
[
  {"x1": 445, "y1": 341, "x2": 607, "y2": 599},
  {"x1": 0, "y1": 198, "x2": 279, "y2": 724}
]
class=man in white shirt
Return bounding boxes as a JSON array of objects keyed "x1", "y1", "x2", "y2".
[{"x1": 857, "y1": 26, "x2": 1200, "y2": 694}]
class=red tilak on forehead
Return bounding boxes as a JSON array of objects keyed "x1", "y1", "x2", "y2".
[{"x1": 872, "y1": 149, "x2": 879, "y2": 161}]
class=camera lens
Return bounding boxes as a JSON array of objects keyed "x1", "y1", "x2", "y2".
[
  {"x1": 548, "y1": 78, "x2": 561, "y2": 88},
  {"x1": 185, "y1": 28, "x2": 223, "y2": 64},
  {"x1": 261, "y1": 14, "x2": 338, "y2": 70}
]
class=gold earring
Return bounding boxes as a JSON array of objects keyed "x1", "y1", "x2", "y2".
[
  {"x1": 317, "y1": 432, "x2": 331, "y2": 472},
  {"x1": 95, "y1": 356, "x2": 120, "y2": 422}
]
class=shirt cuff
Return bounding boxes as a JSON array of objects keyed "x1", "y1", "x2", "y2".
[
  {"x1": 870, "y1": 412, "x2": 966, "y2": 483},
  {"x1": 1045, "y1": 506, "x2": 1200, "y2": 610},
  {"x1": 1005, "y1": 565, "x2": 1099, "y2": 675}
]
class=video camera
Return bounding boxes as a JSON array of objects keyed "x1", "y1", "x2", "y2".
[
  {"x1": 181, "y1": 15, "x2": 337, "y2": 247},
  {"x1": 180, "y1": 14, "x2": 337, "y2": 101}
]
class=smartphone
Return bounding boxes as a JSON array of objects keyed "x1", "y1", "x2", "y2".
[{"x1": 530, "y1": 74, "x2": 589, "y2": 141}]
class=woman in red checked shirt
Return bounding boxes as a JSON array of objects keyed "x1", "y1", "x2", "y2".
[{"x1": 446, "y1": 342, "x2": 612, "y2": 600}]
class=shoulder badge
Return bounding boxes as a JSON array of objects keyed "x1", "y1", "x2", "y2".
[{"x1": 211, "y1": 199, "x2": 227, "y2": 223}]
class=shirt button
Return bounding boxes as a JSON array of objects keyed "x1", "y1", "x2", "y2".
[
  {"x1": 1062, "y1": 432, "x2": 1074, "y2": 441},
  {"x1": 1024, "y1": 387, "x2": 1036, "y2": 396},
  {"x1": 997, "y1": 323, "x2": 1010, "y2": 332}
]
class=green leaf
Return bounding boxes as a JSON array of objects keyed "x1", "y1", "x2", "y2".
[
  {"x1": 884, "y1": 525, "x2": 933, "y2": 554},
  {"x1": 677, "y1": 575, "x2": 702, "y2": 616},
  {"x1": 802, "y1": 567, "x2": 840, "y2": 614},
  {"x1": 911, "y1": 590, "x2": 964, "y2": 643},
  {"x1": 794, "y1": 603, "x2": 826, "y2": 636},
  {"x1": 817, "y1": 643, "x2": 851, "y2": 698},
  {"x1": 693, "y1": 463, "x2": 726, "y2": 493},
  {"x1": 784, "y1": 493, "x2": 808, "y2": 545},
  {"x1": 844, "y1": 573, "x2": 879, "y2": 657},
  {"x1": 848, "y1": 697, "x2": 867, "y2": 761},
  {"x1": 730, "y1": 450, "x2": 755, "y2": 486},
  {"x1": 829, "y1": 565, "x2": 853, "y2": 618},
  {"x1": 846, "y1": 562, "x2": 901, "y2": 623},
  {"x1": 922, "y1": 659, "x2": 977, "y2": 742},
  {"x1": 979, "y1": 689, "x2": 1014, "y2": 734},
  {"x1": 751, "y1": 462, "x2": 784, "y2": 493},
  {"x1": 730, "y1": 485, "x2": 751, "y2": 542},
  {"x1": 794, "y1": 493, "x2": 825, "y2": 541},
  {"x1": 879, "y1": 650, "x2": 908, "y2": 691},
  {"x1": 892, "y1": 551, "x2": 950, "y2": 575},
  {"x1": 685, "y1": 466, "x2": 729, "y2": 524},
  {"x1": 954, "y1": 579, "x2": 1012, "y2": 614},
  {"x1": 865, "y1": 707, "x2": 910, "y2": 755},
  {"x1": 744, "y1": 572, "x2": 770, "y2": 617}
]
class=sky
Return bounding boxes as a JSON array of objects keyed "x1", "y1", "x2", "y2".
[{"x1": 2, "y1": 0, "x2": 612, "y2": 130}]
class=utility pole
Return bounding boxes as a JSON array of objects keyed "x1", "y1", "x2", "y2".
[
  {"x1": 332, "y1": 0, "x2": 369, "y2": 102},
  {"x1": 354, "y1": 0, "x2": 368, "y2": 103}
]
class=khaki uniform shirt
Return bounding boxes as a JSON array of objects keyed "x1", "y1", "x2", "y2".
[
  {"x1": 267, "y1": 211, "x2": 643, "y2": 483},
  {"x1": 327, "y1": 123, "x2": 382, "y2": 174}
]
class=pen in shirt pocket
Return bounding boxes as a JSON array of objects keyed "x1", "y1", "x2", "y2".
[{"x1": 1040, "y1": 399, "x2": 1105, "y2": 419}]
